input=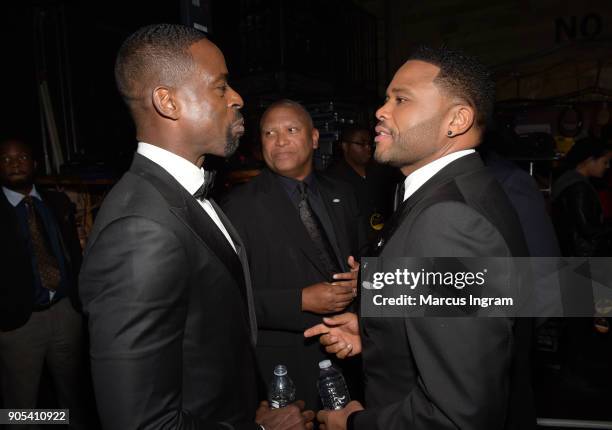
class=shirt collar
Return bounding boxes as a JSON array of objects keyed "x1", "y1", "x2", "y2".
[
  {"x1": 403, "y1": 149, "x2": 475, "y2": 202},
  {"x1": 2, "y1": 185, "x2": 42, "y2": 207},
  {"x1": 137, "y1": 142, "x2": 205, "y2": 196},
  {"x1": 276, "y1": 171, "x2": 317, "y2": 196}
]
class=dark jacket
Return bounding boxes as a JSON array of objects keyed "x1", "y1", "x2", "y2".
[
  {"x1": 551, "y1": 169, "x2": 612, "y2": 256},
  {"x1": 79, "y1": 154, "x2": 260, "y2": 430},
  {"x1": 351, "y1": 153, "x2": 535, "y2": 430},
  {"x1": 0, "y1": 188, "x2": 82, "y2": 331},
  {"x1": 222, "y1": 168, "x2": 366, "y2": 409}
]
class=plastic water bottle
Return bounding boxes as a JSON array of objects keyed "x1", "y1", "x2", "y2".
[
  {"x1": 268, "y1": 364, "x2": 296, "y2": 408},
  {"x1": 317, "y1": 359, "x2": 350, "y2": 410}
]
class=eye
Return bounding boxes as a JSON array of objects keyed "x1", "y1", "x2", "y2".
[
  {"x1": 288, "y1": 127, "x2": 298, "y2": 133},
  {"x1": 396, "y1": 97, "x2": 408, "y2": 104},
  {"x1": 216, "y1": 84, "x2": 228, "y2": 94},
  {"x1": 263, "y1": 130, "x2": 275, "y2": 137}
]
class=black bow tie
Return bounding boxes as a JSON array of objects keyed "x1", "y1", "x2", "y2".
[{"x1": 193, "y1": 170, "x2": 216, "y2": 201}]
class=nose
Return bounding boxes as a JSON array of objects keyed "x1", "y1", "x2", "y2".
[
  {"x1": 228, "y1": 85, "x2": 244, "y2": 110},
  {"x1": 277, "y1": 131, "x2": 289, "y2": 147},
  {"x1": 375, "y1": 100, "x2": 390, "y2": 122}
]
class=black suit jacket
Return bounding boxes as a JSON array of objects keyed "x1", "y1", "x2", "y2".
[
  {"x1": 352, "y1": 153, "x2": 535, "y2": 430},
  {"x1": 79, "y1": 154, "x2": 260, "y2": 430},
  {"x1": 0, "y1": 188, "x2": 82, "y2": 331},
  {"x1": 222, "y1": 168, "x2": 365, "y2": 409}
]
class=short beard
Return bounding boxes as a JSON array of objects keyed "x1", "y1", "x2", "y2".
[
  {"x1": 223, "y1": 129, "x2": 240, "y2": 157},
  {"x1": 374, "y1": 114, "x2": 442, "y2": 168}
]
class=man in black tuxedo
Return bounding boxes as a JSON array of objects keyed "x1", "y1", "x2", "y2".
[
  {"x1": 306, "y1": 46, "x2": 535, "y2": 429},
  {"x1": 79, "y1": 25, "x2": 312, "y2": 430},
  {"x1": 0, "y1": 138, "x2": 84, "y2": 428},
  {"x1": 222, "y1": 100, "x2": 365, "y2": 409}
]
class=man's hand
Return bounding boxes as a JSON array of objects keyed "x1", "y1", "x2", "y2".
[
  {"x1": 304, "y1": 312, "x2": 361, "y2": 359},
  {"x1": 256, "y1": 400, "x2": 315, "y2": 430},
  {"x1": 302, "y1": 282, "x2": 354, "y2": 314},
  {"x1": 301, "y1": 256, "x2": 360, "y2": 315},
  {"x1": 317, "y1": 401, "x2": 364, "y2": 430}
]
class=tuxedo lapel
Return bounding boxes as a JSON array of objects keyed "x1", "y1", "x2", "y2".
[
  {"x1": 131, "y1": 154, "x2": 256, "y2": 340},
  {"x1": 210, "y1": 199, "x2": 257, "y2": 345},
  {"x1": 259, "y1": 169, "x2": 330, "y2": 279},
  {"x1": 373, "y1": 153, "x2": 485, "y2": 256}
]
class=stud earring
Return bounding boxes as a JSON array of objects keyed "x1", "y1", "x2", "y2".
[{"x1": 447, "y1": 130, "x2": 453, "y2": 136}]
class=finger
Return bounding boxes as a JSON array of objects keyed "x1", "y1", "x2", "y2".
[
  {"x1": 337, "y1": 344, "x2": 353, "y2": 359},
  {"x1": 320, "y1": 333, "x2": 340, "y2": 346},
  {"x1": 347, "y1": 255, "x2": 359, "y2": 271},
  {"x1": 325, "y1": 341, "x2": 348, "y2": 354},
  {"x1": 330, "y1": 282, "x2": 355, "y2": 291},
  {"x1": 302, "y1": 410, "x2": 315, "y2": 422},
  {"x1": 317, "y1": 409, "x2": 328, "y2": 424},
  {"x1": 304, "y1": 324, "x2": 330, "y2": 338},
  {"x1": 323, "y1": 312, "x2": 356, "y2": 326},
  {"x1": 332, "y1": 271, "x2": 357, "y2": 280},
  {"x1": 292, "y1": 400, "x2": 305, "y2": 411}
]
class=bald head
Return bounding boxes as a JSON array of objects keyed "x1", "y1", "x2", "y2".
[
  {"x1": 260, "y1": 99, "x2": 314, "y2": 130},
  {"x1": 114, "y1": 24, "x2": 207, "y2": 109}
]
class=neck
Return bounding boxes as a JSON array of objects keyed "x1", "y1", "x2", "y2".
[
  {"x1": 4, "y1": 183, "x2": 33, "y2": 195},
  {"x1": 345, "y1": 157, "x2": 367, "y2": 177}
]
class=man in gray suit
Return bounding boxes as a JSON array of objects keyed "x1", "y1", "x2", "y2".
[
  {"x1": 79, "y1": 24, "x2": 312, "y2": 430},
  {"x1": 306, "y1": 46, "x2": 535, "y2": 429}
]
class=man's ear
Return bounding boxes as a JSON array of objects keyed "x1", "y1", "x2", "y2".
[
  {"x1": 312, "y1": 128, "x2": 320, "y2": 150},
  {"x1": 152, "y1": 86, "x2": 180, "y2": 120},
  {"x1": 447, "y1": 104, "x2": 475, "y2": 137}
]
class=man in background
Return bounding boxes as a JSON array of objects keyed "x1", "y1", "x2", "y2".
[
  {"x1": 223, "y1": 100, "x2": 365, "y2": 410},
  {"x1": 326, "y1": 125, "x2": 399, "y2": 244},
  {"x1": 0, "y1": 138, "x2": 84, "y2": 429}
]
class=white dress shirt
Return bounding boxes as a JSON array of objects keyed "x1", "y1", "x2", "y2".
[
  {"x1": 137, "y1": 142, "x2": 237, "y2": 253},
  {"x1": 403, "y1": 149, "x2": 475, "y2": 202},
  {"x1": 2, "y1": 185, "x2": 42, "y2": 206}
]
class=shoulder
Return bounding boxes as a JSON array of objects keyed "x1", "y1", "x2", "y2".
[
  {"x1": 406, "y1": 200, "x2": 512, "y2": 257},
  {"x1": 220, "y1": 173, "x2": 264, "y2": 213}
]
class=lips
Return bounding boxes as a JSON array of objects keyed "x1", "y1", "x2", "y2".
[
  {"x1": 374, "y1": 124, "x2": 393, "y2": 143},
  {"x1": 232, "y1": 119, "x2": 245, "y2": 134}
]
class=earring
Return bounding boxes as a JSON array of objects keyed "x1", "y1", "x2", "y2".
[{"x1": 447, "y1": 131, "x2": 453, "y2": 136}]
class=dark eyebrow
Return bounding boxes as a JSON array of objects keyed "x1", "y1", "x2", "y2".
[{"x1": 390, "y1": 87, "x2": 414, "y2": 96}]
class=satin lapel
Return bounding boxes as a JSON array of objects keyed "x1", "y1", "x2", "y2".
[
  {"x1": 209, "y1": 199, "x2": 258, "y2": 345},
  {"x1": 372, "y1": 153, "x2": 485, "y2": 256},
  {"x1": 131, "y1": 155, "x2": 252, "y2": 332},
  {"x1": 260, "y1": 170, "x2": 330, "y2": 279}
]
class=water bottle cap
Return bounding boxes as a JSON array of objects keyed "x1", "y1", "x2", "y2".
[
  {"x1": 318, "y1": 359, "x2": 332, "y2": 369},
  {"x1": 273, "y1": 364, "x2": 288, "y2": 376}
]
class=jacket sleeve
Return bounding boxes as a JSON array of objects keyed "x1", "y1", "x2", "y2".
[
  {"x1": 352, "y1": 202, "x2": 516, "y2": 430},
  {"x1": 79, "y1": 216, "x2": 259, "y2": 430}
]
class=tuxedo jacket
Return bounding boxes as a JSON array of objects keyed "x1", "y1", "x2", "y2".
[
  {"x1": 0, "y1": 188, "x2": 82, "y2": 331},
  {"x1": 352, "y1": 153, "x2": 535, "y2": 430},
  {"x1": 79, "y1": 154, "x2": 260, "y2": 430},
  {"x1": 222, "y1": 168, "x2": 366, "y2": 409}
]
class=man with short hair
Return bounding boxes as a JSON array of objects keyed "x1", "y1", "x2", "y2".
[
  {"x1": 326, "y1": 125, "x2": 398, "y2": 242},
  {"x1": 222, "y1": 99, "x2": 365, "y2": 410},
  {"x1": 0, "y1": 138, "x2": 84, "y2": 429},
  {"x1": 306, "y1": 46, "x2": 535, "y2": 429},
  {"x1": 79, "y1": 24, "x2": 312, "y2": 430}
]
